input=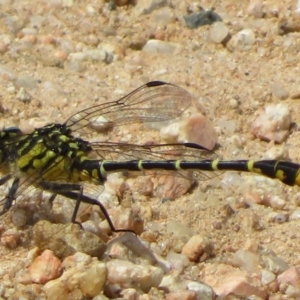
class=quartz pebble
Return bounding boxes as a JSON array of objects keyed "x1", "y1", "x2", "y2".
[
  {"x1": 231, "y1": 249, "x2": 261, "y2": 274},
  {"x1": 252, "y1": 103, "x2": 291, "y2": 143},
  {"x1": 44, "y1": 258, "x2": 106, "y2": 299},
  {"x1": 106, "y1": 259, "x2": 164, "y2": 292},
  {"x1": 227, "y1": 29, "x2": 256, "y2": 51},
  {"x1": 166, "y1": 251, "x2": 190, "y2": 273},
  {"x1": 160, "y1": 114, "x2": 217, "y2": 150},
  {"x1": 210, "y1": 22, "x2": 230, "y2": 44},
  {"x1": 16, "y1": 87, "x2": 32, "y2": 102},
  {"x1": 187, "y1": 281, "x2": 215, "y2": 300},
  {"x1": 1, "y1": 0, "x2": 300, "y2": 297},
  {"x1": 261, "y1": 269, "x2": 276, "y2": 286},
  {"x1": 142, "y1": 40, "x2": 181, "y2": 55}
]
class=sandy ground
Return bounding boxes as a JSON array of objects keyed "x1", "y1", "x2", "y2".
[{"x1": 0, "y1": 0, "x2": 300, "y2": 299}]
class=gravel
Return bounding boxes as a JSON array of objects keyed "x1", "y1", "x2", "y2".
[{"x1": 0, "y1": 0, "x2": 300, "y2": 299}]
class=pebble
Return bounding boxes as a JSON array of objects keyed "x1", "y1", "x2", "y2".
[
  {"x1": 231, "y1": 249, "x2": 261, "y2": 274},
  {"x1": 261, "y1": 253, "x2": 290, "y2": 275},
  {"x1": 155, "y1": 173, "x2": 193, "y2": 200},
  {"x1": 28, "y1": 250, "x2": 62, "y2": 284},
  {"x1": 266, "y1": 195, "x2": 287, "y2": 210},
  {"x1": 106, "y1": 259, "x2": 164, "y2": 292},
  {"x1": 187, "y1": 281, "x2": 215, "y2": 300},
  {"x1": 166, "y1": 220, "x2": 193, "y2": 237},
  {"x1": 165, "y1": 290, "x2": 197, "y2": 300},
  {"x1": 203, "y1": 263, "x2": 267, "y2": 298},
  {"x1": 184, "y1": 8, "x2": 222, "y2": 29},
  {"x1": 270, "y1": 82, "x2": 289, "y2": 100},
  {"x1": 261, "y1": 269, "x2": 276, "y2": 286},
  {"x1": 10, "y1": 207, "x2": 28, "y2": 227},
  {"x1": 227, "y1": 28, "x2": 256, "y2": 51},
  {"x1": 166, "y1": 251, "x2": 190, "y2": 273},
  {"x1": 290, "y1": 209, "x2": 300, "y2": 220},
  {"x1": 159, "y1": 271, "x2": 187, "y2": 292},
  {"x1": 263, "y1": 145, "x2": 289, "y2": 160},
  {"x1": 252, "y1": 103, "x2": 291, "y2": 143},
  {"x1": 44, "y1": 259, "x2": 106, "y2": 299},
  {"x1": 160, "y1": 113, "x2": 218, "y2": 150},
  {"x1": 16, "y1": 87, "x2": 32, "y2": 102},
  {"x1": 210, "y1": 22, "x2": 230, "y2": 44},
  {"x1": 0, "y1": 0, "x2": 299, "y2": 298},
  {"x1": 107, "y1": 207, "x2": 144, "y2": 234},
  {"x1": 279, "y1": 20, "x2": 300, "y2": 35},
  {"x1": 277, "y1": 267, "x2": 300, "y2": 288},
  {"x1": 0, "y1": 229, "x2": 21, "y2": 249},
  {"x1": 247, "y1": 0, "x2": 264, "y2": 18},
  {"x1": 32, "y1": 220, "x2": 107, "y2": 259},
  {"x1": 72, "y1": 260, "x2": 107, "y2": 297},
  {"x1": 142, "y1": 39, "x2": 182, "y2": 55},
  {"x1": 182, "y1": 235, "x2": 214, "y2": 262},
  {"x1": 271, "y1": 213, "x2": 289, "y2": 224},
  {"x1": 120, "y1": 288, "x2": 139, "y2": 299}
]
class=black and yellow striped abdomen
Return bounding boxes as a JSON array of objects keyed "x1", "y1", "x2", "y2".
[{"x1": 68, "y1": 157, "x2": 300, "y2": 187}]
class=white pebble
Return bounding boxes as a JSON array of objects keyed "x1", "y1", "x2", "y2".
[
  {"x1": 210, "y1": 22, "x2": 230, "y2": 44},
  {"x1": 166, "y1": 251, "x2": 190, "y2": 273},
  {"x1": 16, "y1": 87, "x2": 32, "y2": 102},
  {"x1": 252, "y1": 103, "x2": 291, "y2": 143},
  {"x1": 187, "y1": 281, "x2": 215, "y2": 300},
  {"x1": 227, "y1": 28, "x2": 256, "y2": 51},
  {"x1": 143, "y1": 39, "x2": 181, "y2": 55},
  {"x1": 261, "y1": 269, "x2": 276, "y2": 285},
  {"x1": 107, "y1": 259, "x2": 164, "y2": 292},
  {"x1": 6, "y1": 85, "x2": 15, "y2": 94}
]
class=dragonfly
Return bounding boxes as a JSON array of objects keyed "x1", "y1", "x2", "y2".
[{"x1": 0, "y1": 81, "x2": 299, "y2": 236}]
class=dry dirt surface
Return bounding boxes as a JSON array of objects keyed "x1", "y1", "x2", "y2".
[{"x1": 0, "y1": 0, "x2": 300, "y2": 299}]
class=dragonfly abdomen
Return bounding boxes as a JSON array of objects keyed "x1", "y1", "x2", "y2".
[{"x1": 96, "y1": 159, "x2": 300, "y2": 187}]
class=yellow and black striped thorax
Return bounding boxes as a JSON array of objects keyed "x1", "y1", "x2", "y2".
[
  {"x1": 12, "y1": 123, "x2": 93, "y2": 181},
  {"x1": 0, "y1": 127, "x2": 22, "y2": 164}
]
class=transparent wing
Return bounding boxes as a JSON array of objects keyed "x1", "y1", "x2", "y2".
[{"x1": 65, "y1": 81, "x2": 192, "y2": 134}]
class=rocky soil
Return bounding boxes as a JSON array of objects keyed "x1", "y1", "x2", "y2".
[{"x1": 0, "y1": 0, "x2": 300, "y2": 299}]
